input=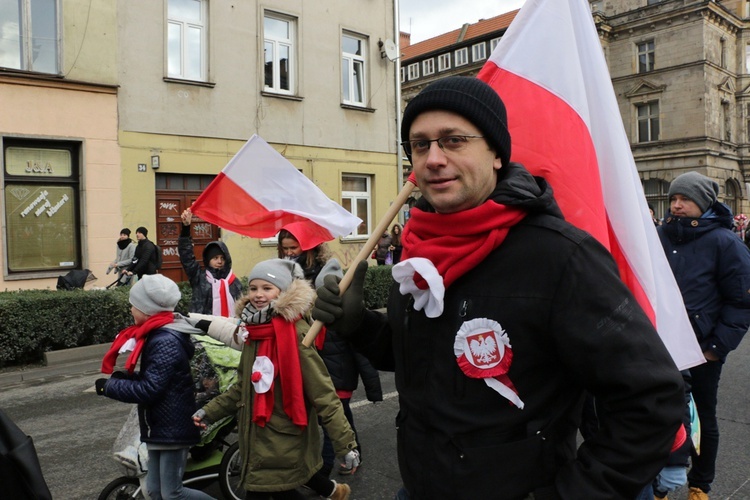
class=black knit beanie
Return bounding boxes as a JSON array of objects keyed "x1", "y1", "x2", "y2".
[
  {"x1": 668, "y1": 172, "x2": 718, "y2": 214},
  {"x1": 136, "y1": 226, "x2": 148, "y2": 237},
  {"x1": 120, "y1": 228, "x2": 131, "y2": 237},
  {"x1": 401, "y1": 76, "x2": 511, "y2": 167}
]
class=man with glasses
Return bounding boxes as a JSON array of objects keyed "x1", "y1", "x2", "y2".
[{"x1": 313, "y1": 76, "x2": 684, "y2": 499}]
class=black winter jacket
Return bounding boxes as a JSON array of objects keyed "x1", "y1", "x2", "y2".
[
  {"x1": 318, "y1": 329, "x2": 382, "y2": 402},
  {"x1": 658, "y1": 202, "x2": 750, "y2": 361},
  {"x1": 104, "y1": 323, "x2": 200, "y2": 446},
  {"x1": 353, "y1": 163, "x2": 684, "y2": 499},
  {"x1": 127, "y1": 238, "x2": 159, "y2": 278},
  {"x1": 178, "y1": 225, "x2": 242, "y2": 315}
]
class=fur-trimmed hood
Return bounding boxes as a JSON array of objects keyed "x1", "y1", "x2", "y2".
[{"x1": 234, "y1": 278, "x2": 316, "y2": 323}]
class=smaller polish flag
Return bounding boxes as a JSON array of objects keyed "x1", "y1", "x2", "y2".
[{"x1": 191, "y1": 134, "x2": 362, "y2": 250}]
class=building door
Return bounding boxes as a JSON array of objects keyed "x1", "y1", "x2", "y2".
[{"x1": 155, "y1": 173, "x2": 218, "y2": 284}]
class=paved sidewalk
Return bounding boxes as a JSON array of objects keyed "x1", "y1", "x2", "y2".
[{"x1": 0, "y1": 343, "x2": 108, "y2": 388}]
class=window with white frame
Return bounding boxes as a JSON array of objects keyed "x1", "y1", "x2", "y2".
[
  {"x1": 341, "y1": 175, "x2": 371, "y2": 237},
  {"x1": 342, "y1": 33, "x2": 367, "y2": 106},
  {"x1": 472, "y1": 43, "x2": 486, "y2": 62},
  {"x1": 400, "y1": 67, "x2": 405, "y2": 83},
  {"x1": 438, "y1": 53, "x2": 451, "y2": 71},
  {"x1": 490, "y1": 38, "x2": 501, "y2": 53},
  {"x1": 167, "y1": 0, "x2": 208, "y2": 81},
  {"x1": 407, "y1": 62, "x2": 419, "y2": 80},
  {"x1": 455, "y1": 47, "x2": 468, "y2": 66},
  {"x1": 0, "y1": 0, "x2": 59, "y2": 74},
  {"x1": 422, "y1": 58, "x2": 434, "y2": 76},
  {"x1": 3, "y1": 139, "x2": 81, "y2": 275},
  {"x1": 637, "y1": 40, "x2": 655, "y2": 73},
  {"x1": 637, "y1": 101, "x2": 659, "y2": 143},
  {"x1": 642, "y1": 178, "x2": 669, "y2": 221},
  {"x1": 264, "y1": 12, "x2": 296, "y2": 94}
]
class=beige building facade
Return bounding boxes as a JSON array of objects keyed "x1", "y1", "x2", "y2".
[
  {"x1": 0, "y1": 0, "x2": 399, "y2": 289},
  {"x1": 401, "y1": 1, "x2": 750, "y2": 221}
]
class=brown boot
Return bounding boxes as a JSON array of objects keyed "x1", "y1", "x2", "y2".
[
  {"x1": 328, "y1": 481, "x2": 351, "y2": 500},
  {"x1": 688, "y1": 486, "x2": 709, "y2": 500}
]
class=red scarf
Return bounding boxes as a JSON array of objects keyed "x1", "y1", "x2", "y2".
[
  {"x1": 245, "y1": 316, "x2": 307, "y2": 428},
  {"x1": 402, "y1": 200, "x2": 527, "y2": 290},
  {"x1": 101, "y1": 311, "x2": 174, "y2": 374}
]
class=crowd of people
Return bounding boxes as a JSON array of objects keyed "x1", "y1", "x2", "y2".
[{"x1": 94, "y1": 75, "x2": 750, "y2": 500}]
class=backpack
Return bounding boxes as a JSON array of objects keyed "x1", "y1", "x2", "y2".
[{"x1": 153, "y1": 243, "x2": 163, "y2": 270}]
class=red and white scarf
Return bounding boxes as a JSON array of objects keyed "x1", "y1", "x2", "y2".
[
  {"x1": 244, "y1": 316, "x2": 307, "y2": 429},
  {"x1": 206, "y1": 269, "x2": 237, "y2": 317},
  {"x1": 101, "y1": 311, "x2": 174, "y2": 374},
  {"x1": 394, "y1": 200, "x2": 526, "y2": 317}
]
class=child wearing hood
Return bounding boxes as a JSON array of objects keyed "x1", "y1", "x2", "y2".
[
  {"x1": 179, "y1": 208, "x2": 242, "y2": 316},
  {"x1": 95, "y1": 274, "x2": 212, "y2": 500},
  {"x1": 191, "y1": 258, "x2": 358, "y2": 500}
]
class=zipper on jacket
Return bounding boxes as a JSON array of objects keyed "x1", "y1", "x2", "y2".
[
  {"x1": 459, "y1": 299, "x2": 469, "y2": 318},
  {"x1": 403, "y1": 297, "x2": 414, "y2": 386}
]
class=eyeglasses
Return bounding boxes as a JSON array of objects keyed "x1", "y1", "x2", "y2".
[{"x1": 401, "y1": 135, "x2": 484, "y2": 157}]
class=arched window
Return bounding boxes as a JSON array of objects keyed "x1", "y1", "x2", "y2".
[
  {"x1": 725, "y1": 178, "x2": 741, "y2": 215},
  {"x1": 642, "y1": 178, "x2": 670, "y2": 220}
]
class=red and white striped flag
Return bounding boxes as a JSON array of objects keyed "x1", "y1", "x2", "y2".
[
  {"x1": 478, "y1": 0, "x2": 703, "y2": 369},
  {"x1": 191, "y1": 134, "x2": 362, "y2": 251}
]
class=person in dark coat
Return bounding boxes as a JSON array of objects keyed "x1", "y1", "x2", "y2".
[
  {"x1": 313, "y1": 76, "x2": 685, "y2": 499},
  {"x1": 95, "y1": 274, "x2": 212, "y2": 500},
  {"x1": 657, "y1": 171, "x2": 750, "y2": 500},
  {"x1": 278, "y1": 223, "x2": 383, "y2": 477},
  {"x1": 125, "y1": 226, "x2": 159, "y2": 279},
  {"x1": 179, "y1": 208, "x2": 242, "y2": 316}
]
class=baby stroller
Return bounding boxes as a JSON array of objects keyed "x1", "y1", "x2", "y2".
[
  {"x1": 98, "y1": 334, "x2": 244, "y2": 500},
  {"x1": 105, "y1": 264, "x2": 132, "y2": 289}
]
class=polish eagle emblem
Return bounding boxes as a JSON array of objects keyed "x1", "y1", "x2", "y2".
[{"x1": 468, "y1": 333, "x2": 499, "y2": 366}]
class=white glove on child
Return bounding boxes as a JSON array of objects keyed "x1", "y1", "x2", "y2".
[{"x1": 340, "y1": 449, "x2": 360, "y2": 473}]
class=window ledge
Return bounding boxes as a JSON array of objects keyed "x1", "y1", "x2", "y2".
[
  {"x1": 163, "y1": 77, "x2": 216, "y2": 88},
  {"x1": 340, "y1": 236, "x2": 370, "y2": 244},
  {"x1": 261, "y1": 91, "x2": 304, "y2": 101},
  {"x1": 341, "y1": 103, "x2": 376, "y2": 113}
]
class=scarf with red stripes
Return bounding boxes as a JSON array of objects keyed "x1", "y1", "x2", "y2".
[
  {"x1": 206, "y1": 269, "x2": 237, "y2": 316},
  {"x1": 101, "y1": 311, "x2": 174, "y2": 374}
]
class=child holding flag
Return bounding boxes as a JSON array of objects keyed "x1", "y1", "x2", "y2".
[
  {"x1": 191, "y1": 258, "x2": 358, "y2": 500},
  {"x1": 179, "y1": 208, "x2": 242, "y2": 316}
]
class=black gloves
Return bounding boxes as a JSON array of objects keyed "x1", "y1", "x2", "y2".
[
  {"x1": 313, "y1": 260, "x2": 367, "y2": 336},
  {"x1": 95, "y1": 378, "x2": 108, "y2": 396},
  {"x1": 196, "y1": 320, "x2": 211, "y2": 333},
  {"x1": 110, "y1": 371, "x2": 127, "y2": 379}
]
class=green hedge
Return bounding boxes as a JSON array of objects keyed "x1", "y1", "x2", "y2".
[{"x1": 0, "y1": 266, "x2": 395, "y2": 368}]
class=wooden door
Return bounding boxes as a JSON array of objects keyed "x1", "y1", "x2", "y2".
[{"x1": 155, "y1": 191, "x2": 220, "y2": 284}]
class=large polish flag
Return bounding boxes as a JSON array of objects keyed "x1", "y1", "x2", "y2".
[
  {"x1": 191, "y1": 134, "x2": 362, "y2": 251},
  {"x1": 478, "y1": 0, "x2": 703, "y2": 369}
]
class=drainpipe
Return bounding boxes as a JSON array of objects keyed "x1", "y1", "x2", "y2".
[{"x1": 394, "y1": 0, "x2": 403, "y2": 222}]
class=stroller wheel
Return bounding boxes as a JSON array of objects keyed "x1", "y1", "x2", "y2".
[
  {"x1": 219, "y1": 442, "x2": 244, "y2": 500},
  {"x1": 98, "y1": 477, "x2": 144, "y2": 500}
]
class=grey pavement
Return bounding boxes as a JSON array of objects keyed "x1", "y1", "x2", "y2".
[{"x1": 2, "y1": 339, "x2": 750, "y2": 499}]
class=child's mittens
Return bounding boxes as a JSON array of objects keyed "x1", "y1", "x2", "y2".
[{"x1": 95, "y1": 378, "x2": 108, "y2": 396}]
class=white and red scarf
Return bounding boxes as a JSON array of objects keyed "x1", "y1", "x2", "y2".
[
  {"x1": 394, "y1": 200, "x2": 526, "y2": 317},
  {"x1": 206, "y1": 269, "x2": 237, "y2": 317}
]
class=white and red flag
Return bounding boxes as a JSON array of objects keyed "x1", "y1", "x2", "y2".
[
  {"x1": 478, "y1": 0, "x2": 703, "y2": 369},
  {"x1": 191, "y1": 134, "x2": 362, "y2": 251}
]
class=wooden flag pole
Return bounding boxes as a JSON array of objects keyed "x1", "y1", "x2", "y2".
[{"x1": 302, "y1": 180, "x2": 417, "y2": 347}]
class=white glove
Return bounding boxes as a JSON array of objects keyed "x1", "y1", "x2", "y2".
[{"x1": 340, "y1": 449, "x2": 360, "y2": 472}]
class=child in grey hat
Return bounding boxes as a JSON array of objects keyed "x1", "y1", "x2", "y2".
[
  {"x1": 191, "y1": 258, "x2": 358, "y2": 500},
  {"x1": 95, "y1": 274, "x2": 212, "y2": 500}
]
